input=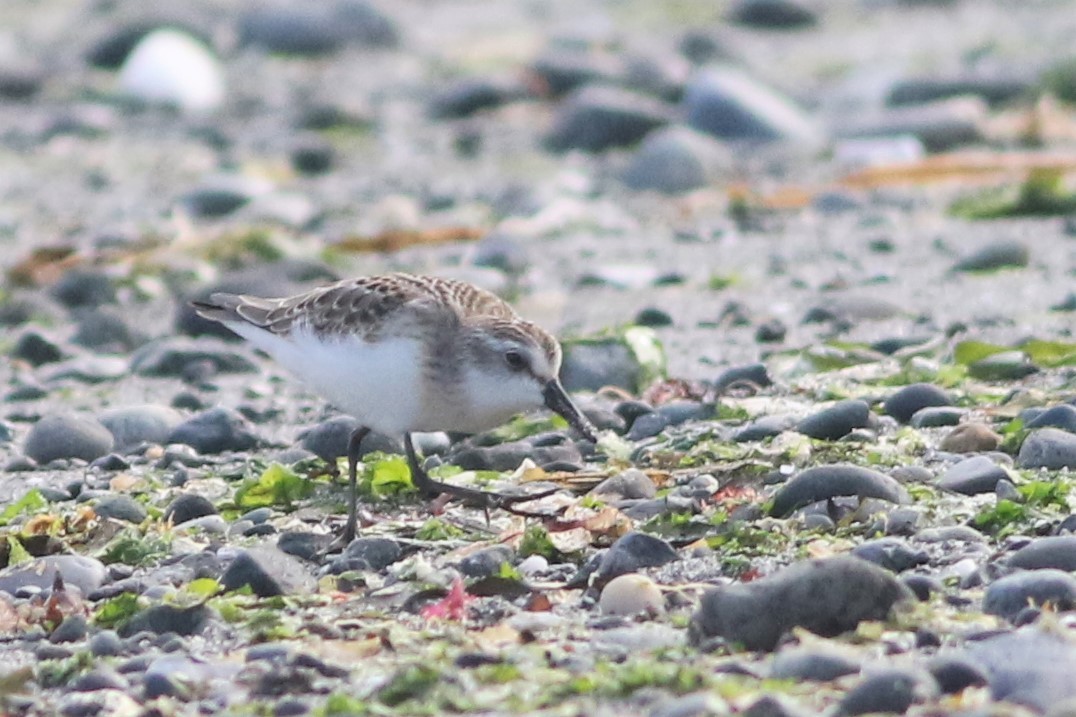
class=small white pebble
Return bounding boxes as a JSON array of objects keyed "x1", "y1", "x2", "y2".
[{"x1": 599, "y1": 573, "x2": 664, "y2": 617}]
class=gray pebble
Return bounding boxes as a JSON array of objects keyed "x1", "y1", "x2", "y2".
[
  {"x1": 344, "y1": 537, "x2": 403, "y2": 571},
  {"x1": 713, "y1": 363, "x2": 772, "y2": 393},
  {"x1": 952, "y1": 240, "x2": 1029, "y2": 272},
  {"x1": 937, "y1": 455, "x2": 1010, "y2": 495},
  {"x1": 1008, "y1": 536, "x2": 1076, "y2": 571},
  {"x1": 546, "y1": 85, "x2": 673, "y2": 152},
  {"x1": 100, "y1": 405, "x2": 183, "y2": 451},
  {"x1": 49, "y1": 614, "x2": 89, "y2": 644},
  {"x1": 684, "y1": 65, "x2": 820, "y2": 144},
  {"x1": 131, "y1": 337, "x2": 258, "y2": 377},
  {"x1": 1019, "y1": 428, "x2": 1076, "y2": 470},
  {"x1": 595, "y1": 532, "x2": 678, "y2": 584},
  {"x1": 883, "y1": 383, "x2": 952, "y2": 424},
  {"x1": 89, "y1": 629, "x2": 125, "y2": 657},
  {"x1": 11, "y1": 330, "x2": 63, "y2": 366},
  {"x1": 24, "y1": 413, "x2": 114, "y2": 464},
  {"x1": 164, "y1": 494, "x2": 218, "y2": 525},
  {"x1": 851, "y1": 538, "x2": 928, "y2": 573},
  {"x1": 984, "y1": 570, "x2": 1076, "y2": 621},
  {"x1": 592, "y1": 469, "x2": 657, "y2": 500},
  {"x1": 93, "y1": 495, "x2": 148, "y2": 523},
  {"x1": 770, "y1": 648, "x2": 859, "y2": 682},
  {"x1": 621, "y1": 125, "x2": 731, "y2": 194},
  {"x1": 460, "y1": 546, "x2": 514, "y2": 578},
  {"x1": 627, "y1": 412, "x2": 670, "y2": 441},
  {"x1": 168, "y1": 407, "x2": 260, "y2": 454},
  {"x1": 1026, "y1": 404, "x2": 1076, "y2": 433},
  {"x1": 770, "y1": 464, "x2": 908, "y2": 518},
  {"x1": 837, "y1": 669, "x2": 937, "y2": 716},
  {"x1": 222, "y1": 546, "x2": 315, "y2": 597},
  {"x1": 909, "y1": 406, "x2": 965, "y2": 428},
  {"x1": 689, "y1": 556, "x2": 913, "y2": 651},
  {"x1": 795, "y1": 400, "x2": 871, "y2": 440}
]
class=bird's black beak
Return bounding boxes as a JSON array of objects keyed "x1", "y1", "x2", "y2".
[{"x1": 543, "y1": 379, "x2": 598, "y2": 442}]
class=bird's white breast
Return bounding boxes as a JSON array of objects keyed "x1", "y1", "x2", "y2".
[{"x1": 224, "y1": 322, "x2": 426, "y2": 435}]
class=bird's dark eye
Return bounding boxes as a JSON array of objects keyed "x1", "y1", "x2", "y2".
[{"x1": 504, "y1": 349, "x2": 528, "y2": 372}]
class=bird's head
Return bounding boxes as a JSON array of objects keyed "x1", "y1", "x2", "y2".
[{"x1": 462, "y1": 319, "x2": 597, "y2": 441}]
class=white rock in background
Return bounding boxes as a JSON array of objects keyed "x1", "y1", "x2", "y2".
[{"x1": 118, "y1": 29, "x2": 225, "y2": 113}]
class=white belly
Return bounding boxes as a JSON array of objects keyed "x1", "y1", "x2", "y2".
[{"x1": 225, "y1": 322, "x2": 426, "y2": 435}]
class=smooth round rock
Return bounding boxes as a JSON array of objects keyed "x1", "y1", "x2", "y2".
[
  {"x1": 595, "y1": 532, "x2": 678, "y2": 584},
  {"x1": 683, "y1": 65, "x2": 821, "y2": 144},
  {"x1": 118, "y1": 604, "x2": 212, "y2": 638},
  {"x1": 837, "y1": 669, "x2": 937, "y2": 716},
  {"x1": 621, "y1": 125, "x2": 731, "y2": 194},
  {"x1": 939, "y1": 423, "x2": 1002, "y2": 453},
  {"x1": 952, "y1": 241, "x2": 1029, "y2": 272},
  {"x1": 599, "y1": 573, "x2": 664, "y2": 616},
  {"x1": 1018, "y1": 428, "x2": 1076, "y2": 470},
  {"x1": 50, "y1": 269, "x2": 116, "y2": 308},
  {"x1": 89, "y1": 630, "x2": 125, "y2": 657},
  {"x1": 167, "y1": 407, "x2": 259, "y2": 454},
  {"x1": 93, "y1": 495, "x2": 148, "y2": 524},
  {"x1": 118, "y1": 29, "x2": 224, "y2": 113},
  {"x1": 964, "y1": 628, "x2": 1076, "y2": 711},
  {"x1": 11, "y1": 330, "x2": 63, "y2": 366},
  {"x1": 1026, "y1": 404, "x2": 1076, "y2": 433},
  {"x1": 24, "y1": 414, "x2": 114, "y2": 464},
  {"x1": 770, "y1": 464, "x2": 908, "y2": 518},
  {"x1": 851, "y1": 538, "x2": 928, "y2": 573},
  {"x1": 689, "y1": 556, "x2": 913, "y2": 651},
  {"x1": 131, "y1": 338, "x2": 258, "y2": 376},
  {"x1": 909, "y1": 406, "x2": 965, "y2": 428},
  {"x1": 100, "y1": 405, "x2": 183, "y2": 451},
  {"x1": 591, "y1": 469, "x2": 657, "y2": 500},
  {"x1": 344, "y1": 537, "x2": 403, "y2": 571},
  {"x1": 1008, "y1": 536, "x2": 1076, "y2": 571},
  {"x1": 50, "y1": 615, "x2": 90, "y2": 644},
  {"x1": 0, "y1": 555, "x2": 107, "y2": 594},
  {"x1": 969, "y1": 351, "x2": 1039, "y2": 381},
  {"x1": 984, "y1": 570, "x2": 1076, "y2": 621},
  {"x1": 627, "y1": 412, "x2": 671, "y2": 441},
  {"x1": 937, "y1": 455, "x2": 1010, "y2": 495},
  {"x1": 795, "y1": 400, "x2": 871, "y2": 440},
  {"x1": 728, "y1": 0, "x2": 817, "y2": 28},
  {"x1": 163, "y1": 494, "x2": 218, "y2": 525},
  {"x1": 299, "y1": 416, "x2": 401, "y2": 462},
  {"x1": 883, "y1": 383, "x2": 952, "y2": 424},
  {"x1": 713, "y1": 363, "x2": 773, "y2": 393},
  {"x1": 926, "y1": 656, "x2": 989, "y2": 694},
  {"x1": 770, "y1": 648, "x2": 860, "y2": 682},
  {"x1": 221, "y1": 547, "x2": 315, "y2": 597},
  {"x1": 546, "y1": 85, "x2": 673, "y2": 152},
  {"x1": 459, "y1": 546, "x2": 515, "y2": 578}
]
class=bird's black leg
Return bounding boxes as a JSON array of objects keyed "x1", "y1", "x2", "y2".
[
  {"x1": 342, "y1": 426, "x2": 370, "y2": 545},
  {"x1": 403, "y1": 433, "x2": 561, "y2": 516}
]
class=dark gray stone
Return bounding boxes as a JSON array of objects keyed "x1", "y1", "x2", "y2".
[
  {"x1": 735, "y1": 415, "x2": 797, "y2": 442},
  {"x1": 93, "y1": 495, "x2": 148, "y2": 523},
  {"x1": 50, "y1": 614, "x2": 89, "y2": 644},
  {"x1": 70, "y1": 669, "x2": 127, "y2": 692},
  {"x1": 299, "y1": 416, "x2": 401, "y2": 462},
  {"x1": 167, "y1": 407, "x2": 260, "y2": 454},
  {"x1": 1026, "y1": 405, "x2": 1076, "y2": 433},
  {"x1": 713, "y1": 363, "x2": 772, "y2": 393},
  {"x1": 953, "y1": 241, "x2": 1030, "y2": 272},
  {"x1": 627, "y1": 412, "x2": 670, "y2": 441},
  {"x1": 100, "y1": 405, "x2": 183, "y2": 451},
  {"x1": 926, "y1": 656, "x2": 989, "y2": 694},
  {"x1": 909, "y1": 406, "x2": 965, "y2": 428},
  {"x1": 0, "y1": 555, "x2": 107, "y2": 594},
  {"x1": 938, "y1": 455, "x2": 1010, "y2": 495},
  {"x1": 561, "y1": 339, "x2": 647, "y2": 393},
  {"x1": 24, "y1": 414, "x2": 114, "y2": 464},
  {"x1": 690, "y1": 556, "x2": 913, "y2": 651},
  {"x1": 222, "y1": 547, "x2": 315, "y2": 597},
  {"x1": 795, "y1": 400, "x2": 871, "y2": 440},
  {"x1": 770, "y1": 649, "x2": 859, "y2": 682},
  {"x1": 460, "y1": 546, "x2": 515, "y2": 578},
  {"x1": 837, "y1": 669, "x2": 937, "y2": 716},
  {"x1": 344, "y1": 537, "x2": 403, "y2": 571},
  {"x1": 621, "y1": 126, "x2": 730, "y2": 194},
  {"x1": 546, "y1": 85, "x2": 673, "y2": 152},
  {"x1": 1007, "y1": 536, "x2": 1076, "y2": 571},
  {"x1": 901, "y1": 574, "x2": 943, "y2": 601},
  {"x1": 163, "y1": 494, "x2": 218, "y2": 524},
  {"x1": 684, "y1": 65, "x2": 820, "y2": 144},
  {"x1": 595, "y1": 532, "x2": 678, "y2": 584},
  {"x1": 984, "y1": 569, "x2": 1076, "y2": 622},
  {"x1": 11, "y1": 330, "x2": 63, "y2": 366},
  {"x1": 883, "y1": 383, "x2": 952, "y2": 423},
  {"x1": 770, "y1": 464, "x2": 908, "y2": 518},
  {"x1": 429, "y1": 77, "x2": 523, "y2": 119},
  {"x1": 1018, "y1": 428, "x2": 1076, "y2": 470},
  {"x1": 72, "y1": 308, "x2": 144, "y2": 352},
  {"x1": 50, "y1": 269, "x2": 116, "y2": 308},
  {"x1": 118, "y1": 604, "x2": 212, "y2": 637},
  {"x1": 592, "y1": 469, "x2": 657, "y2": 500},
  {"x1": 89, "y1": 630, "x2": 124, "y2": 657},
  {"x1": 238, "y1": 0, "x2": 397, "y2": 55},
  {"x1": 962, "y1": 626, "x2": 1076, "y2": 710},
  {"x1": 131, "y1": 338, "x2": 258, "y2": 376},
  {"x1": 277, "y1": 531, "x2": 330, "y2": 562},
  {"x1": 728, "y1": 0, "x2": 816, "y2": 29},
  {"x1": 968, "y1": 351, "x2": 1039, "y2": 381},
  {"x1": 851, "y1": 538, "x2": 928, "y2": 573}
]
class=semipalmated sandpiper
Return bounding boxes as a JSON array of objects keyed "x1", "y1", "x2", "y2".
[{"x1": 192, "y1": 273, "x2": 597, "y2": 543}]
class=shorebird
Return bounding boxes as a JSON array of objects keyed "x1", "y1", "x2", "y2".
[{"x1": 192, "y1": 273, "x2": 597, "y2": 544}]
